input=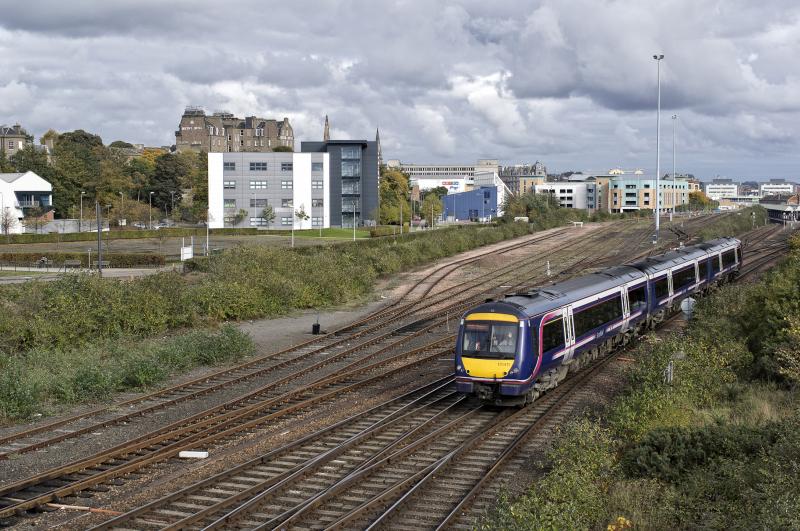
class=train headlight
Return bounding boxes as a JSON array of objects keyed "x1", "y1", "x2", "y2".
[
  {"x1": 509, "y1": 367, "x2": 520, "y2": 375},
  {"x1": 456, "y1": 365, "x2": 462, "y2": 372}
]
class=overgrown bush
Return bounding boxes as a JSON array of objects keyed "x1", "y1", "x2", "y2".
[{"x1": 0, "y1": 325, "x2": 253, "y2": 420}]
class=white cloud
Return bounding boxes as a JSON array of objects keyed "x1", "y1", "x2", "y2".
[{"x1": 0, "y1": 0, "x2": 799, "y2": 178}]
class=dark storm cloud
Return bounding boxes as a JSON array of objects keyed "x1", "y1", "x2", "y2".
[{"x1": 1, "y1": 0, "x2": 799, "y2": 178}]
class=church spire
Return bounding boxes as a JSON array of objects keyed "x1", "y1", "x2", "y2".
[{"x1": 323, "y1": 115, "x2": 330, "y2": 142}]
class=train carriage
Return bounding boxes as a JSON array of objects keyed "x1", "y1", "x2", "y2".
[{"x1": 455, "y1": 237, "x2": 742, "y2": 405}]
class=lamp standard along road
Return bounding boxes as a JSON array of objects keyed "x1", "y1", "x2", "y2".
[
  {"x1": 80, "y1": 190, "x2": 86, "y2": 233},
  {"x1": 653, "y1": 53, "x2": 664, "y2": 243},
  {"x1": 672, "y1": 114, "x2": 677, "y2": 221},
  {"x1": 149, "y1": 191, "x2": 154, "y2": 229}
]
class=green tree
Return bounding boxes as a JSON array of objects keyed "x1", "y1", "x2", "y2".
[
  {"x1": 420, "y1": 193, "x2": 443, "y2": 227},
  {"x1": 10, "y1": 144, "x2": 51, "y2": 177},
  {"x1": 149, "y1": 153, "x2": 186, "y2": 212},
  {"x1": 51, "y1": 130, "x2": 105, "y2": 217},
  {"x1": 109, "y1": 140, "x2": 134, "y2": 149},
  {"x1": 378, "y1": 167, "x2": 410, "y2": 225},
  {"x1": 273, "y1": 145, "x2": 293, "y2": 152},
  {"x1": 0, "y1": 147, "x2": 14, "y2": 173},
  {"x1": 261, "y1": 205, "x2": 275, "y2": 225}
]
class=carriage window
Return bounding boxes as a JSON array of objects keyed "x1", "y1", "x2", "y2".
[
  {"x1": 573, "y1": 295, "x2": 623, "y2": 338},
  {"x1": 672, "y1": 266, "x2": 696, "y2": 289},
  {"x1": 722, "y1": 250, "x2": 736, "y2": 268},
  {"x1": 628, "y1": 285, "x2": 647, "y2": 311},
  {"x1": 542, "y1": 317, "x2": 565, "y2": 353},
  {"x1": 654, "y1": 276, "x2": 670, "y2": 299},
  {"x1": 462, "y1": 322, "x2": 518, "y2": 360},
  {"x1": 711, "y1": 254, "x2": 720, "y2": 273},
  {"x1": 698, "y1": 260, "x2": 708, "y2": 280}
]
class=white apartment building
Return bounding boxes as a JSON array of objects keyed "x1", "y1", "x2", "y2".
[
  {"x1": 704, "y1": 179, "x2": 739, "y2": 201},
  {"x1": 208, "y1": 152, "x2": 329, "y2": 229},
  {"x1": 759, "y1": 179, "x2": 795, "y2": 197},
  {"x1": 0, "y1": 171, "x2": 53, "y2": 234},
  {"x1": 534, "y1": 182, "x2": 596, "y2": 210}
]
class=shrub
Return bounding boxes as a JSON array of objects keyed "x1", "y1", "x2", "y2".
[{"x1": 0, "y1": 325, "x2": 254, "y2": 421}]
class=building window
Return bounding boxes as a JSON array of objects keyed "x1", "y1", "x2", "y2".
[
  {"x1": 250, "y1": 217, "x2": 268, "y2": 226},
  {"x1": 223, "y1": 180, "x2": 236, "y2": 189},
  {"x1": 282, "y1": 198, "x2": 294, "y2": 208},
  {"x1": 281, "y1": 180, "x2": 293, "y2": 189},
  {"x1": 224, "y1": 198, "x2": 236, "y2": 208},
  {"x1": 312, "y1": 162, "x2": 324, "y2": 172},
  {"x1": 223, "y1": 162, "x2": 236, "y2": 171},
  {"x1": 281, "y1": 216, "x2": 292, "y2": 226},
  {"x1": 250, "y1": 198, "x2": 268, "y2": 207},
  {"x1": 312, "y1": 217, "x2": 323, "y2": 227},
  {"x1": 250, "y1": 180, "x2": 268, "y2": 189},
  {"x1": 342, "y1": 161, "x2": 360, "y2": 177},
  {"x1": 312, "y1": 180, "x2": 323, "y2": 190},
  {"x1": 312, "y1": 198, "x2": 323, "y2": 208},
  {"x1": 341, "y1": 146, "x2": 361, "y2": 159},
  {"x1": 281, "y1": 162, "x2": 293, "y2": 171},
  {"x1": 249, "y1": 162, "x2": 267, "y2": 171}
]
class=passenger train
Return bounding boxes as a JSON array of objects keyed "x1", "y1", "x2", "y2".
[{"x1": 454, "y1": 237, "x2": 742, "y2": 405}]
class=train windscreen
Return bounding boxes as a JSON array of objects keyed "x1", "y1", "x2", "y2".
[{"x1": 462, "y1": 322, "x2": 518, "y2": 360}]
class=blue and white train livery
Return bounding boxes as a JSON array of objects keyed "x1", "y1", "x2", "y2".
[{"x1": 454, "y1": 237, "x2": 742, "y2": 405}]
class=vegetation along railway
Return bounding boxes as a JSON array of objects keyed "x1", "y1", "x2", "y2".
[{"x1": 0, "y1": 215, "x2": 791, "y2": 529}]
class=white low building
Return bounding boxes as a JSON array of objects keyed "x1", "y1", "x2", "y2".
[
  {"x1": 760, "y1": 179, "x2": 795, "y2": 197},
  {"x1": 0, "y1": 171, "x2": 53, "y2": 234},
  {"x1": 534, "y1": 182, "x2": 596, "y2": 210},
  {"x1": 704, "y1": 179, "x2": 739, "y2": 201}
]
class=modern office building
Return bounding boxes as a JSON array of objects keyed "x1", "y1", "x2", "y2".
[
  {"x1": 534, "y1": 182, "x2": 597, "y2": 210},
  {"x1": 176, "y1": 107, "x2": 294, "y2": 154},
  {"x1": 0, "y1": 171, "x2": 53, "y2": 234},
  {"x1": 605, "y1": 175, "x2": 689, "y2": 213},
  {"x1": 208, "y1": 152, "x2": 329, "y2": 230},
  {"x1": 704, "y1": 178, "x2": 739, "y2": 201},
  {"x1": 441, "y1": 187, "x2": 498, "y2": 222},
  {"x1": 386, "y1": 159, "x2": 498, "y2": 193},
  {"x1": 760, "y1": 179, "x2": 795, "y2": 197},
  {"x1": 301, "y1": 139, "x2": 380, "y2": 227}
]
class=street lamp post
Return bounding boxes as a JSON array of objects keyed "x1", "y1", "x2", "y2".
[
  {"x1": 170, "y1": 191, "x2": 176, "y2": 220},
  {"x1": 149, "y1": 191, "x2": 154, "y2": 229},
  {"x1": 653, "y1": 53, "x2": 665, "y2": 243},
  {"x1": 672, "y1": 114, "x2": 677, "y2": 221},
  {"x1": 118, "y1": 191, "x2": 124, "y2": 226},
  {"x1": 80, "y1": 191, "x2": 86, "y2": 232}
]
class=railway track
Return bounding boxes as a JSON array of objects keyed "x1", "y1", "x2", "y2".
[
  {"x1": 0, "y1": 228, "x2": 574, "y2": 459},
  {"x1": 0, "y1": 216, "x2": 733, "y2": 526},
  {"x1": 0, "y1": 223, "x2": 634, "y2": 462},
  {"x1": 0, "y1": 223, "x2": 644, "y2": 523},
  {"x1": 90, "y1": 343, "x2": 620, "y2": 530}
]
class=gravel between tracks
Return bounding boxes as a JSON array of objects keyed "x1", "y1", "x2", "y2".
[{"x1": 0, "y1": 226, "x2": 593, "y2": 482}]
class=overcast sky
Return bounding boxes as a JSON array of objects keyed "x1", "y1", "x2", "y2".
[{"x1": 1, "y1": 0, "x2": 798, "y2": 180}]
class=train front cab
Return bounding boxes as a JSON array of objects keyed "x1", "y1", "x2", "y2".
[{"x1": 455, "y1": 306, "x2": 533, "y2": 405}]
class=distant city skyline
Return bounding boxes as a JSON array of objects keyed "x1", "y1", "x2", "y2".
[{"x1": 1, "y1": 1, "x2": 799, "y2": 179}]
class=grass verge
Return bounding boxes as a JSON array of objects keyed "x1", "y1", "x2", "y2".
[{"x1": 0, "y1": 325, "x2": 254, "y2": 422}]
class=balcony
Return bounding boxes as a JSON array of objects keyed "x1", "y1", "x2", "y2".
[{"x1": 17, "y1": 200, "x2": 40, "y2": 208}]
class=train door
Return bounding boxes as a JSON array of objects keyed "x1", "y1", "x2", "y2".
[
  {"x1": 621, "y1": 287, "x2": 631, "y2": 332},
  {"x1": 667, "y1": 270, "x2": 674, "y2": 305},
  {"x1": 562, "y1": 306, "x2": 576, "y2": 362}
]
